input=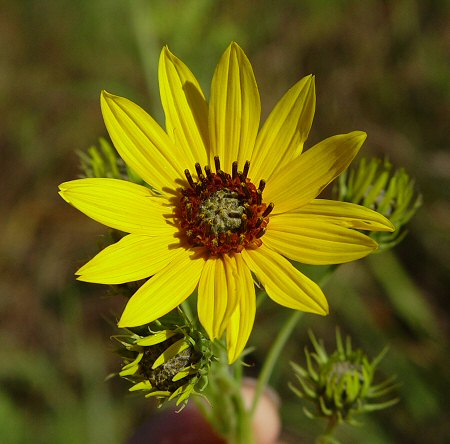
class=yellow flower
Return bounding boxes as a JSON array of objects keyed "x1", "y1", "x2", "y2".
[{"x1": 59, "y1": 43, "x2": 394, "y2": 363}]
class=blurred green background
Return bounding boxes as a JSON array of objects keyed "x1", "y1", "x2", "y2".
[{"x1": 1, "y1": 0, "x2": 449, "y2": 443}]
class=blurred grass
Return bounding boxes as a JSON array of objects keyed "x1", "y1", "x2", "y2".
[{"x1": 1, "y1": 0, "x2": 449, "y2": 443}]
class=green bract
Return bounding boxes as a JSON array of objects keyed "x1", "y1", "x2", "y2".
[
  {"x1": 114, "y1": 311, "x2": 214, "y2": 408},
  {"x1": 335, "y1": 157, "x2": 422, "y2": 250},
  {"x1": 289, "y1": 330, "x2": 398, "y2": 426},
  {"x1": 78, "y1": 138, "x2": 144, "y2": 184}
]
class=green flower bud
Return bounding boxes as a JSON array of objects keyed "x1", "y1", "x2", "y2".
[
  {"x1": 289, "y1": 330, "x2": 398, "y2": 427},
  {"x1": 78, "y1": 137, "x2": 144, "y2": 184},
  {"x1": 114, "y1": 311, "x2": 214, "y2": 408},
  {"x1": 334, "y1": 157, "x2": 422, "y2": 251}
]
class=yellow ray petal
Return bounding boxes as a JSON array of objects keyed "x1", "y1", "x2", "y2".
[
  {"x1": 226, "y1": 254, "x2": 256, "y2": 364},
  {"x1": 251, "y1": 75, "x2": 315, "y2": 183},
  {"x1": 59, "y1": 178, "x2": 175, "y2": 234},
  {"x1": 118, "y1": 248, "x2": 206, "y2": 327},
  {"x1": 265, "y1": 131, "x2": 367, "y2": 214},
  {"x1": 209, "y1": 42, "x2": 261, "y2": 172},
  {"x1": 101, "y1": 91, "x2": 187, "y2": 194},
  {"x1": 242, "y1": 244, "x2": 328, "y2": 315},
  {"x1": 197, "y1": 259, "x2": 219, "y2": 339},
  {"x1": 76, "y1": 233, "x2": 180, "y2": 284},
  {"x1": 264, "y1": 217, "x2": 378, "y2": 265},
  {"x1": 198, "y1": 255, "x2": 238, "y2": 340},
  {"x1": 294, "y1": 199, "x2": 395, "y2": 232},
  {"x1": 159, "y1": 47, "x2": 209, "y2": 167},
  {"x1": 198, "y1": 256, "x2": 237, "y2": 339}
]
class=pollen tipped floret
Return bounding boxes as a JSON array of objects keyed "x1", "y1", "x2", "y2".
[
  {"x1": 199, "y1": 189, "x2": 244, "y2": 235},
  {"x1": 179, "y1": 159, "x2": 273, "y2": 255}
]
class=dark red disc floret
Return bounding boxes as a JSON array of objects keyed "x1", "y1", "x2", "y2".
[{"x1": 177, "y1": 157, "x2": 273, "y2": 255}]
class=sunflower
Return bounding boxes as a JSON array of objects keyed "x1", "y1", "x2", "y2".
[{"x1": 59, "y1": 43, "x2": 393, "y2": 363}]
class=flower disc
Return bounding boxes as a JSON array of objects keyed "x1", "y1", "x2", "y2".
[{"x1": 178, "y1": 157, "x2": 273, "y2": 255}]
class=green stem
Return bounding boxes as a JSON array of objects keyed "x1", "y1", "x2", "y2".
[
  {"x1": 250, "y1": 310, "x2": 303, "y2": 416},
  {"x1": 250, "y1": 266, "x2": 335, "y2": 417},
  {"x1": 324, "y1": 415, "x2": 339, "y2": 436},
  {"x1": 203, "y1": 342, "x2": 255, "y2": 444},
  {"x1": 233, "y1": 390, "x2": 254, "y2": 444},
  {"x1": 315, "y1": 416, "x2": 341, "y2": 444}
]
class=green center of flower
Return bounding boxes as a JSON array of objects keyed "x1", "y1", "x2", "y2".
[
  {"x1": 178, "y1": 157, "x2": 274, "y2": 255},
  {"x1": 328, "y1": 360, "x2": 363, "y2": 384},
  {"x1": 199, "y1": 189, "x2": 245, "y2": 235}
]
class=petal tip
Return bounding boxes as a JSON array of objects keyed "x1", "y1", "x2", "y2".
[
  {"x1": 227, "y1": 353, "x2": 239, "y2": 365},
  {"x1": 58, "y1": 181, "x2": 71, "y2": 192},
  {"x1": 118, "y1": 310, "x2": 139, "y2": 328},
  {"x1": 101, "y1": 90, "x2": 112, "y2": 100},
  {"x1": 75, "y1": 261, "x2": 88, "y2": 276},
  {"x1": 160, "y1": 45, "x2": 172, "y2": 60},
  {"x1": 100, "y1": 90, "x2": 120, "y2": 107},
  {"x1": 229, "y1": 41, "x2": 246, "y2": 57},
  {"x1": 386, "y1": 220, "x2": 396, "y2": 232},
  {"x1": 317, "y1": 299, "x2": 329, "y2": 316},
  {"x1": 353, "y1": 130, "x2": 367, "y2": 142},
  {"x1": 370, "y1": 237, "x2": 380, "y2": 249},
  {"x1": 312, "y1": 287, "x2": 329, "y2": 316},
  {"x1": 58, "y1": 189, "x2": 71, "y2": 203}
]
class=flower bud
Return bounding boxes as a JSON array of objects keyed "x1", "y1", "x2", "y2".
[
  {"x1": 78, "y1": 137, "x2": 143, "y2": 184},
  {"x1": 290, "y1": 330, "x2": 398, "y2": 426},
  {"x1": 334, "y1": 157, "x2": 422, "y2": 250}
]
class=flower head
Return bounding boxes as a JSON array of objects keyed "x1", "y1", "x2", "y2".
[
  {"x1": 335, "y1": 157, "x2": 421, "y2": 250},
  {"x1": 115, "y1": 312, "x2": 213, "y2": 408},
  {"x1": 289, "y1": 330, "x2": 398, "y2": 426},
  {"x1": 59, "y1": 43, "x2": 393, "y2": 363},
  {"x1": 79, "y1": 137, "x2": 144, "y2": 184}
]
